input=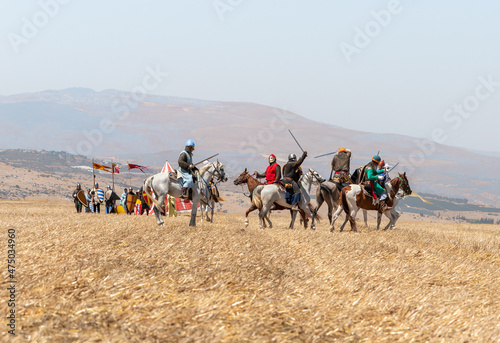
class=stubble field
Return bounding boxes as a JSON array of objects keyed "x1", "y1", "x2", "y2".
[{"x1": 1, "y1": 200, "x2": 500, "y2": 342}]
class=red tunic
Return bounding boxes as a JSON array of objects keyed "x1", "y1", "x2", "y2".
[{"x1": 266, "y1": 163, "x2": 279, "y2": 184}]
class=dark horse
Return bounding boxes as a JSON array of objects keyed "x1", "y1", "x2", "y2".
[
  {"x1": 233, "y1": 169, "x2": 310, "y2": 229},
  {"x1": 311, "y1": 180, "x2": 351, "y2": 232}
]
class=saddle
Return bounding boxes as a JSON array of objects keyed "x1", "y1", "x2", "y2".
[{"x1": 362, "y1": 183, "x2": 376, "y2": 199}]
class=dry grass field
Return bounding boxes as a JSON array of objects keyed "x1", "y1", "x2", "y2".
[{"x1": 1, "y1": 200, "x2": 500, "y2": 342}]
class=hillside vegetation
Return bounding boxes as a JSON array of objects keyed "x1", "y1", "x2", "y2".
[{"x1": 2, "y1": 201, "x2": 499, "y2": 342}]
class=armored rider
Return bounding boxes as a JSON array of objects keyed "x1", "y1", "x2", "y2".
[
  {"x1": 253, "y1": 154, "x2": 281, "y2": 184},
  {"x1": 281, "y1": 151, "x2": 308, "y2": 211},
  {"x1": 330, "y1": 147, "x2": 352, "y2": 188},
  {"x1": 178, "y1": 139, "x2": 197, "y2": 198},
  {"x1": 364, "y1": 155, "x2": 390, "y2": 212}
]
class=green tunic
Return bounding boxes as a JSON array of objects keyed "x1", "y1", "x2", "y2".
[{"x1": 366, "y1": 167, "x2": 385, "y2": 195}]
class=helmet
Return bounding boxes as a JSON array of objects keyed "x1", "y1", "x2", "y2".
[
  {"x1": 269, "y1": 154, "x2": 276, "y2": 163},
  {"x1": 288, "y1": 153, "x2": 297, "y2": 161},
  {"x1": 95, "y1": 183, "x2": 99, "y2": 188},
  {"x1": 77, "y1": 183, "x2": 81, "y2": 189},
  {"x1": 378, "y1": 160, "x2": 385, "y2": 168},
  {"x1": 338, "y1": 147, "x2": 346, "y2": 153},
  {"x1": 185, "y1": 139, "x2": 195, "y2": 147},
  {"x1": 372, "y1": 155, "x2": 381, "y2": 163},
  {"x1": 107, "y1": 185, "x2": 111, "y2": 189}
]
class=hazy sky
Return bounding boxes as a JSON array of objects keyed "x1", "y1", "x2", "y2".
[{"x1": 1, "y1": 1, "x2": 499, "y2": 152}]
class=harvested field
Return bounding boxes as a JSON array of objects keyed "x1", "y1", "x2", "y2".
[{"x1": 2, "y1": 200, "x2": 500, "y2": 342}]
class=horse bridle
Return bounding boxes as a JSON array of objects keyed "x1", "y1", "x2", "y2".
[
  {"x1": 398, "y1": 176, "x2": 411, "y2": 196},
  {"x1": 211, "y1": 163, "x2": 226, "y2": 184}
]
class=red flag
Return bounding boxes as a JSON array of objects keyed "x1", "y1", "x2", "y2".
[
  {"x1": 128, "y1": 163, "x2": 148, "y2": 173},
  {"x1": 112, "y1": 163, "x2": 120, "y2": 174}
]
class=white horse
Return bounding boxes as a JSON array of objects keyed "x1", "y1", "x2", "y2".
[
  {"x1": 199, "y1": 161, "x2": 227, "y2": 223},
  {"x1": 252, "y1": 169, "x2": 324, "y2": 230},
  {"x1": 144, "y1": 161, "x2": 225, "y2": 226}
]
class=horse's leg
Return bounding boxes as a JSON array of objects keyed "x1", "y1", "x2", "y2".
[
  {"x1": 289, "y1": 209, "x2": 298, "y2": 229},
  {"x1": 311, "y1": 192, "x2": 324, "y2": 231},
  {"x1": 363, "y1": 209, "x2": 368, "y2": 227},
  {"x1": 189, "y1": 193, "x2": 199, "y2": 227},
  {"x1": 259, "y1": 203, "x2": 272, "y2": 230},
  {"x1": 210, "y1": 200, "x2": 214, "y2": 223},
  {"x1": 390, "y1": 209, "x2": 400, "y2": 229},
  {"x1": 330, "y1": 205, "x2": 343, "y2": 232},
  {"x1": 383, "y1": 210, "x2": 393, "y2": 230},
  {"x1": 348, "y1": 208, "x2": 359, "y2": 232},
  {"x1": 265, "y1": 211, "x2": 272, "y2": 228},
  {"x1": 200, "y1": 203, "x2": 205, "y2": 222},
  {"x1": 377, "y1": 211, "x2": 382, "y2": 230},
  {"x1": 301, "y1": 210, "x2": 308, "y2": 229}
]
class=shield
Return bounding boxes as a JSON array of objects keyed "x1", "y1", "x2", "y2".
[
  {"x1": 105, "y1": 190, "x2": 120, "y2": 202},
  {"x1": 142, "y1": 190, "x2": 152, "y2": 207},
  {"x1": 96, "y1": 189, "x2": 105, "y2": 202},
  {"x1": 116, "y1": 205, "x2": 126, "y2": 214},
  {"x1": 126, "y1": 194, "x2": 138, "y2": 213},
  {"x1": 76, "y1": 190, "x2": 88, "y2": 207}
]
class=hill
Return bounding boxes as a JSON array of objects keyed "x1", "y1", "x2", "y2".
[{"x1": 1, "y1": 88, "x2": 500, "y2": 206}]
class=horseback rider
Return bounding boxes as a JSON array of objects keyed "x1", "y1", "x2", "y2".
[
  {"x1": 178, "y1": 139, "x2": 198, "y2": 198},
  {"x1": 363, "y1": 155, "x2": 390, "y2": 212},
  {"x1": 330, "y1": 147, "x2": 351, "y2": 185},
  {"x1": 253, "y1": 154, "x2": 281, "y2": 184},
  {"x1": 281, "y1": 151, "x2": 308, "y2": 211},
  {"x1": 72, "y1": 183, "x2": 82, "y2": 213}
]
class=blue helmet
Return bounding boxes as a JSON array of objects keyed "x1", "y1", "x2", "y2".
[{"x1": 185, "y1": 139, "x2": 195, "y2": 147}]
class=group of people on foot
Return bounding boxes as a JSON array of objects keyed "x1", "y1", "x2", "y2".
[
  {"x1": 72, "y1": 183, "x2": 109, "y2": 213},
  {"x1": 72, "y1": 183, "x2": 150, "y2": 215}
]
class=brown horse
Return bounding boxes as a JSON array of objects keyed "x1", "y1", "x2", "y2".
[
  {"x1": 334, "y1": 172, "x2": 412, "y2": 232},
  {"x1": 233, "y1": 169, "x2": 309, "y2": 228}
]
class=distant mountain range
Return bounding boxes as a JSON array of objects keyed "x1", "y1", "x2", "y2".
[{"x1": 2, "y1": 88, "x2": 500, "y2": 206}]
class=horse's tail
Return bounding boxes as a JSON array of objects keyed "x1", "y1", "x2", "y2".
[
  {"x1": 251, "y1": 185, "x2": 265, "y2": 210},
  {"x1": 144, "y1": 176, "x2": 161, "y2": 209},
  {"x1": 341, "y1": 187, "x2": 350, "y2": 215}
]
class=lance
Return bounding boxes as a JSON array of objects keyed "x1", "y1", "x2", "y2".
[
  {"x1": 194, "y1": 153, "x2": 219, "y2": 166},
  {"x1": 314, "y1": 151, "x2": 337, "y2": 159},
  {"x1": 288, "y1": 129, "x2": 304, "y2": 153}
]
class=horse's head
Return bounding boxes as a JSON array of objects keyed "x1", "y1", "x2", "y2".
[
  {"x1": 213, "y1": 159, "x2": 227, "y2": 183},
  {"x1": 308, "y1": 168, "x2": 325, "y2": 184},
  {"x1": 233, "y1": 168, "x2": 250, "y2": 185},
  {"x1": 397, "y1": 172, "x2": 412, "y2": 195}
]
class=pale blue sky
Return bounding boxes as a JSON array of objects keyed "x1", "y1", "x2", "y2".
[{"x1": 1, "y1": 1, "x2": 499, "y2": 152}]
